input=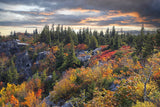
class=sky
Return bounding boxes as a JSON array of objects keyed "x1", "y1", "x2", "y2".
[{"x1": 0, "y1": 0, "x2": 160, "y2": 35}]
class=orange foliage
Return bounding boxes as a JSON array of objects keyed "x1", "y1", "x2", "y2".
[
  {"x1": 102, "y1": 67, "x2": 113, "y2": 77},
  {"x1": 22, "y1": 91, "x2": 36, "y2": 107},
  {"x1": 36, "y1": 89, "x2": 42, "y2": 98},
  {"x1": 10, "y1": 95, "x2": 19, "y2": 107},
  {"x1": 64, "y1": 43, "x2": 71, "y2": 49},
  {"x1": 76, "y1": 44, "x2": 88, "y2": 50},
  {"x1": 91, "y1": 50, "x2": 116, "y2": 65}
]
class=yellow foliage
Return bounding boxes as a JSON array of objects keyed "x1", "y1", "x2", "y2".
[
  {"x1": 135, "y1": 81, "x2": 158, "y2": 100},
  {"x1": 132, "y1": 101, "x2": 156, "y2": 107},
  {"x1": 86, "y1": 89, "x2": 116, "y2": 107}
]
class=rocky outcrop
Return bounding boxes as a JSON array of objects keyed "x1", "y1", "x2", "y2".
[
  {"x1": 41, "y1": 95, "x2": 56, "y2": 106},
  {"x1": 76, "y1": 50, "x2": 91, "y2": 62},
  {"x1": 15, "y1": 51, "x2": 32, "y2": 80},
  {"x1": 92, "y1": 47, "x2": 102, "y2": 55},
  {"x1": 61, "y1": 102, "x2": 73, "y2": 107},
  {"x1": 41, "y1": 95, "x2": 73, "y2": 107},
  {"x1": 0, "y1": 40, "x2": 28, "y2": 56},
  {"x1": 36, "y1": 51, "x2": 50, "y2": 64},
  {"x1": 77, "y1": 55, "x2": 91, "y2": 62},
  {"x1": 0, "y1": 40, "x2": 19, "y2": 55}
]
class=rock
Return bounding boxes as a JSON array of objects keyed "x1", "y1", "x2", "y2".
[
  {"x1": 17, "y1": 42, "x2": 29, "y2": 46},
  {"x1": 61, "y1": 102, "x2": 73, "y2": 107},
  {"x1": 35, "y1": 51, "x2": 50, "y2": 64},
  {"x1": 15, "y1": 51, "x2": 32, "y2": 80},
  {"x1": 77, "y1": 55, "x2": 91, "y2": 62},
  {"x1": 92, "y1": 47, "x2": 102, "y2": 55},
  {"x1": 0, "y1": 40, "x2": 19, "y2": 55},
  {"x1": 37, "y1": 51, "x2": 49, "y2": 60},
  {"x1": 109, "y1": 82, "x2": 120, "y2": 91},
  {"x1": 41, "y1": 95, "x2": 56, "y2": 106},
  {"x1": 0, "y1": 40, "x2": 28, "y2": 56}
]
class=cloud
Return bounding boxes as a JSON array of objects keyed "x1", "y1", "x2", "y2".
[
  {"x1": 0, "y1": 2, "x2": 45, "y2": 12},
  {"x1": 79, "y1": 11, "x2": 148, "y2": 25},
  {"x1": 40, "y1": 18, "x2": 50, "y2": 22},
  {"x1": 55, "y1": 8, "x2": 100, "y2": 16},
  {"x1": 0, "y1": 0, "x2": 159, "y2": 29},
  {"x1": 152, "y1": 19, "x2": 160, "y2": 23},
  {"x1": 39, "y1": 12, "x2": 54, "y2": 16}
]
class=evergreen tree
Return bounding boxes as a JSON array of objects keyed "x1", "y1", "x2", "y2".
[
  {"x1": 59, "y1": 37, "x2": 80, "y2": 71},
  {"x1": 68, "y1": 38, "x2": 80, "y2": 68},
  {"x1": 100, "y1": 31, "x2": 104, "y2": 37},
  {"x1": 25, "y1": 29, "x2": 28, "y2": 35},
  {"x1": 84, "y1": 34, "x2": 91, "y2": 46},
  {"x1": 155, "y1": 29, "x2": 160, "y2": 47},
  {"x1": 52, "y1": 71, "x2": 57, "y2": 82},
  {"x1": 7, "y1": 67, "x2": 13, "y2": 83},
  {"x1": 142, "y1": 35, "x2": 154, "y2": 59},
  {"x1": 78, "y1": 29, "x2": 83, "y2": 44},
  {"x1": 13, "y1": 31, "x2": 16, "y2": 37},
  {"x1": 89, "y1": 36, "x2": 98, "y2": 49},
  {"x1": 56, "y1": 43, "x2": 65, "y2": 69},
  {"x1": 10, "y1": 31, "x2": 13, "y2": 36},
  {"x1": 41, "y1": 69, "x2": 47, "y2": 82},
  {"x1": 105, "y1": 28, "x2": 110, "y2": 43},
  {"x1": 40, "y1": 25, "x2": 51, "y2": 45},
  {"x1": 50, "y1": 24, "x2": 55, "y2": 42},
  {"x1": 135, "y1": 24, "x2": 145, "y2": 57},
  {"x1": 111, "y1": 26, "x2": 116, "y2": 37},
  {"x1": 6, "y1": 59, "x2": 19, "y2": 83}
]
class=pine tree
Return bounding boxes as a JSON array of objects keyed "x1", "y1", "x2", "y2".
[
  {"x1": 11, "y1": 59, "x2": 19, "y2": 83},
  {"x1": 68, "y1": 38, "x2": 80, "y2": 68},
  {"x1": 84, "y1": 34, "x2": 90, "y2": 46},
  {"x1": 6, "y1": 59, "x2": 19, "y2": 83},
  {"x1": 111, "y1": 26, "x2": 116, "y2": 37},
  {"x1": 135, "y1": 24, "x2": 145, "y2": 58},
  {"x1": 105, "y1": 28, "x2": 110, "y2": 43},
  {"x1": 50, "y1": 24, "x2": 55, "y2": 42},
  {"x1": 7, "y1": 67, "x2": 13, "y2": 83},
  {"x1": 40, "y1": 25, "x2": 51, "y2": 45},
  {"x1": 41, "y1": 69, "x2": 47, "y2": 82},
  {"x1": 142, "y1": 34, "x2": 154, "y2": 59},
  {"x1": 25, "y1": 29, "x2": 28, "y2": 35},
  {"x1": 52, "y1": 71, "x2": 57, "y2": 82},
  {"x1": 89, "y1": 36, "x2": 98, "y2": 49},
  {"x1": 59, "y1": 37, "x2": 80, "y2": 71},
  {"x1": 155, "y1": 29, "x2": 160, "y2": 47},
  {"x1": 56, "y1": 43, "x2": 65, "y2": 69}
]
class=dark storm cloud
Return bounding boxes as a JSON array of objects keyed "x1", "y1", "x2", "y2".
[
  {"x1": 0, "y1": 0, "x2": 159, "y2": 27},
  {"x1": 85, "y1": 0, "x2": 160, "y2": 21},
  {"x1": 1, "y1": 0, "x2": 160, "y2": 18}
]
